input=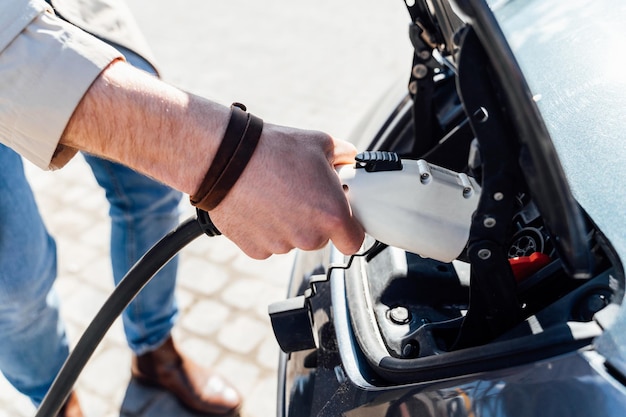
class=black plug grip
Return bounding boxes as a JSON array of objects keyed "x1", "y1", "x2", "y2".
[{"x1": 355, "y1": 151, "x2": 403, "y2": 172}]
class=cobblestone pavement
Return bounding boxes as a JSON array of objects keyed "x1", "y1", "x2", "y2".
[{"x1": 0, "y1": 1, "x2": 411, "y2": 416}]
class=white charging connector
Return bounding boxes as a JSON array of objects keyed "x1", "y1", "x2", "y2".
[{"x1": 338, "y1": 154, "x2": 480, "y2": 262}]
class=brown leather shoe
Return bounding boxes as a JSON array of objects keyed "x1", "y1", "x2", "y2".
[
  {"x1": 131, "y1": 336, "x2": 241, "y2": 416},
  {"x1": 57, "y1": 392, "x2": 83, "y2": 417}
]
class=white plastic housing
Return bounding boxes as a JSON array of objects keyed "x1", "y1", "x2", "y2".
[{"x1": 338, "y1": 159, "x2": 481, "y2": 262}]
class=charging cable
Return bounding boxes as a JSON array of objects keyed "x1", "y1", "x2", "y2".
[{"x1": 35, "y1": 214, "x2": 211, "y2": 416}]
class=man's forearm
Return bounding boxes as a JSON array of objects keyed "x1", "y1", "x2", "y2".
[
  {"x1": 60, "y1": 59, "x2": 365, "y2": 259},
  {"x1": 60, "y1": 60, "x2": 229, "y2": 195}
]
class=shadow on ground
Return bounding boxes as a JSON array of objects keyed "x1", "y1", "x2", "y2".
[
  {"x1": 120, "y1": 379, "x2": 244, "y2": 416},
  {"x1": 120, "y1": 380, "x2": 199, "y2": 417}
]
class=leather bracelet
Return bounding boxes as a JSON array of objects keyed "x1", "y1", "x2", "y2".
[{"x1": 190, "y1": 103, "x2": 264, "y2": 211}]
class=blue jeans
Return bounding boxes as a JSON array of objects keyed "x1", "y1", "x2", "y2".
[{"x1": 0, "y1": 145, "x2": 182, "y2": 404}]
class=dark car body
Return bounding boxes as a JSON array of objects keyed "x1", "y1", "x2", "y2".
[{"x1": 270, "y1": 0, "x2": 626, "y2": 416}]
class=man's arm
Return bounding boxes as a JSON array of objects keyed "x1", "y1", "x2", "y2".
[
  {"x1": 61, "y1": 60, "x2": 365, "y2": 258},
  {"x1": 0, "y1": 2, "x2": 364, "y2": 258},
  {"x1": 60, "y1": 60, "x2": 226, "y2": 195}
]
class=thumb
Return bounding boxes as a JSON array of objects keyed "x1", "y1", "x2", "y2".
[{"x1": 329, "y1": 137, "x2": 358, "y2": 167}]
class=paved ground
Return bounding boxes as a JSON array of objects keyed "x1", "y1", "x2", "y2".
[{"x1": 0, "y1": 1, "x2": 411, "y2": 416}]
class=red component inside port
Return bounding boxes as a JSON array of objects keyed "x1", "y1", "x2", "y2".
[{"x1": 509, "y1": 252, "x2": 552, "y2": 282}]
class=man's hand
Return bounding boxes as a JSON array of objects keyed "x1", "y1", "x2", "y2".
[
  {"x1": 209, "y1": 124, "x2": 365, "y2": 259},
  {"x1": 60, "y1": 60, "x2": 364, "y2": 258}
]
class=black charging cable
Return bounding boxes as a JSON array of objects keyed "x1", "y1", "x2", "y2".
[{"x1": 35, "y1": 210, "x2": 220, "y2": 416}]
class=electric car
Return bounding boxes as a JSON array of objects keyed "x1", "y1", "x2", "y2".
[{"x1": 269, "y1": 0, "x2": 626, "y2": 416}]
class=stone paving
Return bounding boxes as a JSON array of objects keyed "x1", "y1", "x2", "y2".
[{"x1": 0, "y1": 1, "x2": 411, "y2": 416}]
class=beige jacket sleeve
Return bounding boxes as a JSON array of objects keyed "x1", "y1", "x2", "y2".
[
  {"x1": 49, "y1": 0, "x2": 159, "y2": 73},
  {"x1": 0, "y1": 0, "x2": 123, "y2": 169}
]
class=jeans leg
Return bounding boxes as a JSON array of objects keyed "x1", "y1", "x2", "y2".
[
  {"x1": 0, "y1": 145, "x2": 69, "y2": 405},
  {"x1": 83, "y1": 154, "x2": 183, "y2": 354}
]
